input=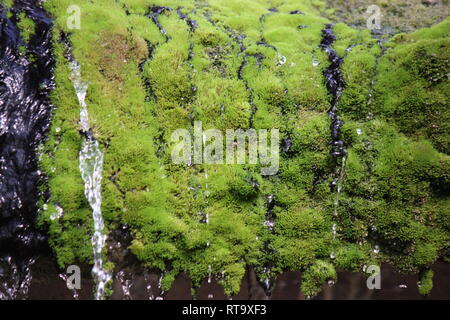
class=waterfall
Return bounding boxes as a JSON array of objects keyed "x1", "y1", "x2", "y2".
[{"x1": 68, "y1": 60, "x2": 111, "y2": 300}]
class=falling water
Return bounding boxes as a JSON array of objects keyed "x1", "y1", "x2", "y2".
[{"x1": 68, "y1": 59, "x2": 111, "y2": 300}]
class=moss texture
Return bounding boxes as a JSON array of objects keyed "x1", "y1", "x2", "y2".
[{"x1": 24, "y1": 0, "x2": 449, "y2": 298}]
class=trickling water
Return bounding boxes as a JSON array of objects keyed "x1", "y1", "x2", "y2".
[
  {"x1": 68, "y1": 59, "x2": 111, "y2": 300},
  {"x1": 260, "y1": 195, "x2": 276, "y2": 297},
  {"x1": 143, "y1": 272, "x2": 155, "y2": 300},
  {"x1": 207, "y1": 264, "x2": 212, "y2": 284},
  {"x1": 320, "y1": 24, "x2": 348, "y2": 254},
  {"x1": 116, "y1": 270, "x2": 132, "y2": 300},
  {"x1": 155, "y1": 273, "x2": 164, "y2": 300},
  {"x1": 148, "y1": 6, "x2": 172, "y2": 41}
]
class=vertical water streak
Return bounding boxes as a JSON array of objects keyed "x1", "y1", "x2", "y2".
[
  {"x1": 68, "y1": 60, "x2": 111, "y2": 300},
  {"x1": 320, "y1": 24, "x2": 347, "y2": 257}
]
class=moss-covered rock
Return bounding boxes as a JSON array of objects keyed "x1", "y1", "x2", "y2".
[{"x1": 32, "y1": 0, "x2": 449, "y2": 299}]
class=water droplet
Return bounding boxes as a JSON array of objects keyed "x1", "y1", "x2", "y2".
[
  {"x1": 278, "y1": 53, "x2": 286, "y2": 65},
  {"x1": 356, "y1": 128, "x2": 362, "y2": 135},
  {"x1": 373, "y1": 245, "x2": 380, "y2": 254}
]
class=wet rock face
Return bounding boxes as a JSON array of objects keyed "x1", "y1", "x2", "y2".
[{"x1": 0, "y1": 1, "x2": 54, "y2": 254}]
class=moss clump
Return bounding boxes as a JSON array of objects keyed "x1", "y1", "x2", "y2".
[
  {"x1": 17, "y1": 11, "x2": 35, "y2": 43},
  {"x1": 334, "y1": 244, "x2": 367, "y2": 271},
  {"x1": 418, "y1": 269, "x2": 434, "y2": 295},
  {"x1": 301, "y1": 260, "x2": 337, "y2": 298},
  {"x1": 374, "y1": 19, "x2": 450, "y2": 154}
]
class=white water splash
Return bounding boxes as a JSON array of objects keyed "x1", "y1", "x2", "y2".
[{"x1": 69, "y1": 60, "x2": 111, "y2": 300}]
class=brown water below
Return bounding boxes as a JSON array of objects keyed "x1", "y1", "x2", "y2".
[{"x1": 26, "y1": 257, "x2": 450, "y2": 300}]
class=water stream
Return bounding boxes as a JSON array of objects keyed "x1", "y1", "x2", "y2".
[
  {"x1": 319, "y1": 24, "x2": 347, "y2": 256},
  {"x1": 68, "y1": 58, "x2": 111, "y2": 300}
]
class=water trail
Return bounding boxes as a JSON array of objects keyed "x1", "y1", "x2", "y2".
[
  {"x1": 143, "y1": 271, "x2": 155, "y2": 300},
  {"x1": 147, "y1": 6, "x2": 172, "y2": 42},
  {"x1": 319, "y1": 24, "x2": 347, "y2": 255},
  {"x1": 0, "y1": 1, "x2": 55, "y2": 299},
  {"x1": 260, "y1": 193, "x2": 276, "y2": 298},
  {"x1": 116, "y1": 270, "x2": 132, "y2": 300},
  {"x1": 67, "y1": 57, "x2": 111, "y2": 300},
  {"x1": 202, "y1": 133, "x2": 213, "y2": 299}
]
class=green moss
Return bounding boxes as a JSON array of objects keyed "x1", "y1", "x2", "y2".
[
  {"x1": 374, "y1": 20, "x2": 450, "y2": 153},
  {"x1": 37, "y1": 0, "x2": 450, "y2": 299},
  {"x1": 301, "y1": 260, "x2": 337, "y2": 297},
  {"x1": 17, "y1": 12, "x2": 35, "y2": 43},
  {"x1": 2, "y1": 0, "x2": 13, "y2": 9},
  {"x1": 418, "y1": 269, "x2": 433, "y2": 296},
  {"x1": 334, "y1": 244, "x2": 367, "y2": 271}
]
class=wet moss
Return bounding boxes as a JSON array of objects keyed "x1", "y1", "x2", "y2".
[
  {"x1": 17, "y1": 11, "x2": 35, "y2": 43},
  {"x1": 374, "y1": 20, "x2": 450, "y2": 153},
  {"x1": 36, "y1": 0, "x2": 450, "y2": 298},
  {"x1": 418, "y1": 269, "x2": 433, "y2": 295},
  {"x1": 301, "y1": 260, "x2": 337, "y2": 297}
]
